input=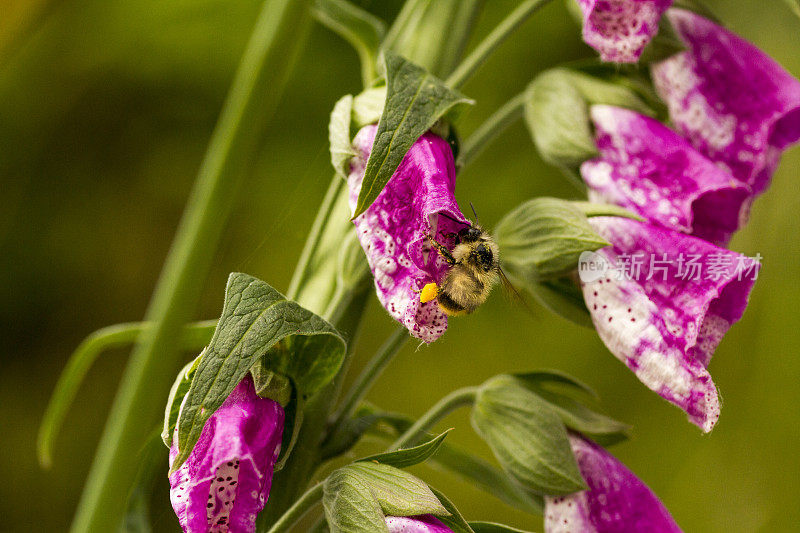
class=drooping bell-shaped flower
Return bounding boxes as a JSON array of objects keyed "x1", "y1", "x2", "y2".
[
  {"x1": 385, "y1": 515, "x2": 453, "y2": 533},
  {"x1": 169, "y1": 376, "x2": 284, "y2": 532},
  {"x1": 581, "y1": 217, "x2": 759, "y2": 431},
  {"x1": 652, "y1": 9, "x2": 800, "y2": 195},
  {"x1": 582, "y1": 105, "x2": 751, "y2": 245},
  {"x1": 545, "y1": 434, "x2": 681, "y2": 532},
  {"x1": 348, "y1": 125, "x2": 470, "y2": 343},
  {"x1": 575, "y1": 0, "x2": 673, "y2": 63}
]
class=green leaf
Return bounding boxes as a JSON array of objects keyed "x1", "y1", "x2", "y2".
[
  {"x1": 324, "y1": 468, "x2": 388, "y2": 533},
  {"x1": 523, "y1": 277, "x2": 593, "y2": 328},
  {"x1": 429, "y1": 487, "x2": 474, "y2": 533},
  {"x1": 358, "y1": 430, "x2": 451, "y2": 468},
  {"x1": 514, "y1": 371, "x2": 630, "y2": 446},
  {"x1": 329, "y1": 94, "x2": 355, "y2": 179},
  {"x1": 361, "y1": 406, "x2": 543, "y2": 514},
  {"x1": 250, "y1": 364, "x2": 292, "y2": 406},
  {"x1": 495, "y1": 197, "x2": 609, "y2": 281},
  {"x1": 352, "y1": 52, "x2": 473, "y2": 218},
  {"x1": 469, "y1": 523, "x2": 535, "y2": 533},
  {"x1": 323, "y1": 462, "x2": 448, "y2": 532},
  {"x1": 173, "y1": 273, "x2": 345, "y2": 470},
  {"x1": 471, "y1": 375, "x2": 587, "y2": 495},
  {"x1": 161, "y1": 353, "x2": 202, "y2": 446},
  {"x1": 38, "y1": 320, "x2": 215, "y2": 467},
  {"x1": 312, "y1": 0, "x2": 386, "y2": 86}
]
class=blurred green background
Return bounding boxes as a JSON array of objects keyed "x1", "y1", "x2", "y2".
[{"x1": 3, "y1": 0, "x2": 799, "y2": 531}]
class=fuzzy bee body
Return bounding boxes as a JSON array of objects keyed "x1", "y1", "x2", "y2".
[{"x1": 421, "y1": 221, "x2": 500, "y2": 316}]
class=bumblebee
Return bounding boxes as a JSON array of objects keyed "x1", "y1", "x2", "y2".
[{"x1": 420, "y1": 211, "x2": 502, "y2": 316}]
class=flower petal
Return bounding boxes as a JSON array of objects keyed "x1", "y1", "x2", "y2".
[
  {"x1": 581, "y1": 217, "x2": 758, "y2": 431},
  {"x1": 582, "y1": 105, "x2": 751, "y2": 244},
  {"x1": 652, "y1": 9, "x2": 800, "y2": 195},
  {"x1": 576, "y1": 0, "x2": 673, "y2": 63},
  {"x1": 348, "y1": 125, "x2": 469, "y2": 343},
  {"x1": 169, "y1": 376, "x2": 284, "y2": 532},
  {"x1": 385, "y1": 515, "x2": 453, "y2": 533},
  {"x1": 545, "y1": 434, "x2": 681, "y2": 532}
]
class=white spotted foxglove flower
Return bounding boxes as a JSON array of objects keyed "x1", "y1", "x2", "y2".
[
  {"x1": 575, "y1": 0, "x2": 673, "y2": 63},
  {"x1": 652, "y1": 9, "x2": 800, "y2": 195},
  {"x1": 577, "y1": 102, "x2": 766, "y2": 431},
  {"x1": 580, "y1": 217, "x2": 758, "y2": 432},
  {"x1": 545, "y1": 434, "x2": 681, "y2": 532},
  {"x1": 582, "y1": 105, "x2": 752, "y2": 245},
  {"x1": 385, "y1": 515, "x2": 453, "y2": 532},
  {"x1": 348, "y1": 124, "x2": 469, "y2": 343},
  {"x1": 168, "y1": 376, "x2": 284, "y2": 532}
]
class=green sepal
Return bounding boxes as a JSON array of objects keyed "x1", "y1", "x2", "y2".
[
  {"x1": 357, "y1": 429, "x2": 451, "y2": 468},
  {"x1": 471, "y1": 375, "x2": 587, "y2": 495},
  {"x1": 352, "y1": 52, "x2": 473, "y2": 219},
  {"x1": 250, "y1": 364, "x2": 292, "y2": 407},
  {"x1": 429, "y1": 487, "x2": 474, "y2": 533},
  {"x1": 329, "y1": 94, "x2": 356, "y2": 179},
  {"x1": 525, "y1": 277, "x2": 594, "y2": 328},
  {"x1": 323, "y1": 462, "x2": 449, "y2": 532},
  {"x1": 513, "y1": 371, "x2": 630, "y2": 446},
  {"x1": 172, "y1": 273, "x2": 345, "y2": 471},
  {"x1": 312, "y1": 0, "x2": 386, "y2": 87},
  {"x1": 274, "y1": 385, "x2": 303, "y2": 471},
  {"x1": 353, "y1": 86, "x2": 387, "y2": 127},
  {"x1": 161, "y1": 353, "x2": 202, "y2": 447},
  {"x1": 469, "y1": 523, "x2": 535, "y2": 533},
  {"x1": 495, "y1": 197, "x2": 609, "y2": 281},
  {"x1": 637, "y1": 14, "x2": 687, "y2": 64},
  {"x1": 524, "y1": 68, "x2": 652, "y2": 170},
  {"x1": 571, "y1": 201, "x2": 643, "y2": 221}
]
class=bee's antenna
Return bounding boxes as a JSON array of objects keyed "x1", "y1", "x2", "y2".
[{"x1": 469, "y1": 202, "x2": 480, "y2": 224}]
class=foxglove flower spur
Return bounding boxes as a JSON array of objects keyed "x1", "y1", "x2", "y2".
[
  {"x1": 169, "y1": 376, "x2": 284, "y2": 532},
  {"x1": 347, "y1": 125, "x2": 470, "y2": 343},
  {"x1": 545, "y1": 434, "x2": 681, "y2": 532},
  {"x1": 575, "y1": 0, "x2": 673, "y2": 63},
  {"x1": 652, "y1": 9, "x2": 800, "y2": 195}
]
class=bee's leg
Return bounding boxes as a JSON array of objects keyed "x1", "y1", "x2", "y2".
[{"x1": 427, "y1": 234, "x2": 458, "y2": 266}]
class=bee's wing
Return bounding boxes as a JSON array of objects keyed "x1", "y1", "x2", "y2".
[{"x1": 497, "y1": 267, "x2": 536, "y2": 318}]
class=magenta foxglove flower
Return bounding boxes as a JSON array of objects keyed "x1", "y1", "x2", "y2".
[
  {"x1": 385, "y1": 515, "x2": 452, "y2": 532},
  {"x1": 652, "y1": 9, "x2": 800, "y2": 196},
  {"x1": 348, "y1": 125, "x2": 469, "y2": 343},
  {"x1": 545, "y1": 434, "x2": 681, "y2": 532},
  {"x1": 581, "y1": 217, "x2": 758, "y2": 431},
  {"x1": 575, "y1": 0, "x2": 673, "y2": 63},
  {"x1": 582, "y1": 105, "x2": 751, "y2": 245},
  {"x1": 169, "y1": 376, "x2": 284, "y2": 532}
]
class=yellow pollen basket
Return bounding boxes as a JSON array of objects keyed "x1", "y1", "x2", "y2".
[{"x1": 420, "y1": 282, "x2": 439, "y2": 304}]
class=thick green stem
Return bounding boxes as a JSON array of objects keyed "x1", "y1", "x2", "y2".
[
  {"x1": 328, "y1": 326, "x2": 408, "y2": 433},
  {"x1": 286, "y1": 176, "x2": 344, "y2": 300},
  {"x1": 70, "y1": 1, "x2": 312, "y2": 531},
  {"x1": 457, "y1": 91, "x2": 526, "y2": 169},
  {"x1": 266, "y1": 482, "x2": 324, "y2": 533},
  {"x1": 446, "y1": 0, "x2": 554, "y2": 89},
  {"x1": 388, "y1": 387, "x2": 477, "y2": 451}
]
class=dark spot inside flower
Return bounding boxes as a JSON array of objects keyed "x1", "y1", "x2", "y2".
[
  {"x1": 227, "y1": 462, "x2": 233, "y2": 466},
  {"x1": 631, "y1": 318, "x2": 636, "y2": 322},
  {"x1": 593, "y1": 304, "x2": 597, "y2": 310},
  {"x1": 230, "y1": 481, "x2": 236, "y2": 485},
  {"x1": 609, "y1": 317, "x2": 613, "y2": 322},
  {"x1": 207, "y1": 503, "x2": 213, "y2": 508},
  {"x1": 602, "y1": 305, "x2": 607, "y2": 309},
  {"x1": 627, "y1": 308, "x2": 632, "y2": 312},
  {"x1": 594, "y1": 291, "x2": 598, "y2": 296},
  {"x1": 226, "y1": 476, "x2": 232, "y2": 481},
  {"x1": 217, "y1": 477, "x2": 224, "y2": 482}
]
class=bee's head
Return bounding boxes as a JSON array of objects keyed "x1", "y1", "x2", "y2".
[{"x1": 458, "y1": 225, "x2": 483, "y2": 243}]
